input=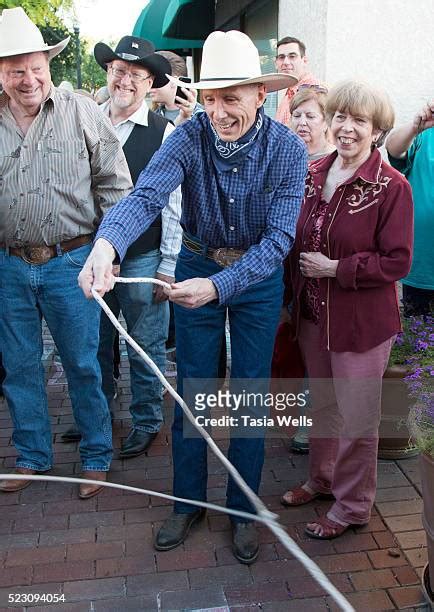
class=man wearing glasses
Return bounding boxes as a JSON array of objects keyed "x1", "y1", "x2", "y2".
[
  {"x1": 61, "y1": 36, "x2": 182, "y2": 458},
  {"x1": 274, "y1": 36, "x2": 323, "y2": 126}
]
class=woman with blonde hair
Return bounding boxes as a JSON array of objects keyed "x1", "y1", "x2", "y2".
[
  {"x1": 280, "y1": 80, "x2": 413, "y2": 539},
  {"x1": 290, "y1": 85, "x2": 335, "y2": 160}
]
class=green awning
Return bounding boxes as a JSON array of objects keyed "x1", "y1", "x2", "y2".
[
  {"x1": 132, "y1": 0, "x2": 204, "y2": 51},
  {"x1": 162, "y1": 0, "x2": 214, "y2": 39}
]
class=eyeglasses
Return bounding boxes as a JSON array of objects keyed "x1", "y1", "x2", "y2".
[
  {"x1": 298, "y1": 84, "x2": 328, "y2": 94},
  {"x1": 275, "y1": 53, "x2": 300, "y2": 61},
  {"x1": 108, "y1": 65, "x2": 152, "y2": 84}
]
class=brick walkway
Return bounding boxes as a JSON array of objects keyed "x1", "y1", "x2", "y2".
[{"x1": 0, "y1": 333, "x2": 429, "y2": 611}]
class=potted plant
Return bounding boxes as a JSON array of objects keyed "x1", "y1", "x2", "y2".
[
  {"x1": 378, "y1": 316, "x2": 432, "y2": 459},
  {"x1": 404, "y1": 315, "x2": 434, "y2": 608}
]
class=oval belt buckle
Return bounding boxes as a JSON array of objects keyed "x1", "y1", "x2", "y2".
[
  {"x1": 22, "y1": 246, "x2": 52, "y2": 264},
  {"x1": 213, "y1": 248, "x2": 228, "y2": 268}
]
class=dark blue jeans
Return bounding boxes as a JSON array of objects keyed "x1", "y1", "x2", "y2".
[
  {"x1": 172, "y1": 245, "x2": 283, "y2": 521},
  {"x1": 97, "y1": 250, "x2": 169, "y2": 433},
  {"x1": 0, "y1": 246, "x2": 112, "y2": 471}
]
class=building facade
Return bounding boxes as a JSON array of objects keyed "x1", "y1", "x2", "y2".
[{"x1": 215, "y1": 0, "x2": 434, "y2": 124}]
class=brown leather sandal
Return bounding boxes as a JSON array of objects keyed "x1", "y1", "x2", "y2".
[
  {"x1": 280, "y1": 486, "x2": 333, "y2": 507},
  {"x1": 305, "y1": 515, "x2": 350, "y2": 539}
]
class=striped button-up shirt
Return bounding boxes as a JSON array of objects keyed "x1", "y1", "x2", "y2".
[
  {"x1": 0, "y1": 87, "x2": 132, "y2": 247},
  {"x1": 97, "y1": 112, "x2": 307, "y2": 303}
]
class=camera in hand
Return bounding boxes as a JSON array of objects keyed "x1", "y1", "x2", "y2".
[{"x1": 176, "y1": 76, "x2": 192, "y2": 101}]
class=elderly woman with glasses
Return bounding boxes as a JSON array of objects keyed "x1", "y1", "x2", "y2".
[
  {"x1": 290, "y1": 86, "x2": 335, "y2": 161},
  {"x1": 280, "y1": 80, "x2": 414, "y2": 539}
]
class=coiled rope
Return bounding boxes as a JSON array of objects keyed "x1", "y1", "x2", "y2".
[{"x1": 1, "y1": 277, "x2": 354, "y2": 612}]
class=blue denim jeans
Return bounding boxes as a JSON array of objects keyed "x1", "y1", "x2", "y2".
[
  {"x1": 97, "y1": 251, "x2": 169, "y2": 433},
  {"x1": 0, "y1": 245, "x2": 112, "y2": 471},
  {"x1": 172, "y1": 245, "x2": 283, "y2": 521}
]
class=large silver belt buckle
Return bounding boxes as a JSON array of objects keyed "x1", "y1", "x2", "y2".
[
  {"x1": 213, "y1": 248, "x2": 240, "y2": 268},
  {"x1": 22, "y1": 246, "x2": 52, "y2": 264}
]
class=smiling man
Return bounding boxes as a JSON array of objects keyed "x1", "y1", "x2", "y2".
[
  {"x1": 78, "y1": 30, "x2": 307, "y2": 564},
  {"x1": 0, "y1": 8, "x2": 132, "y2": 498}
]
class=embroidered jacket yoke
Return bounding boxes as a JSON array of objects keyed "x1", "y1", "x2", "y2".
[{"x1": 287, "y1": 148, "x2": 414, "y2": 352}]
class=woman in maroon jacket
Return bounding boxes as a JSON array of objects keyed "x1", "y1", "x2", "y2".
[{"x1": 281, "y1": 80, "x2": 413, "y2": 539}]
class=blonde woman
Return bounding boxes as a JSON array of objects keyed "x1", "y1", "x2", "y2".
[
  {"x1": 281, "y1": 81, "x2": 413, "y2": 539},
  {"x1": 290, "y1": 86, "x2": 334, "y2": 160}
]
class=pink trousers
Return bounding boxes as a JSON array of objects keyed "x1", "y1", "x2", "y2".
[{"x1": 298, "y1": 318, "x2": 394, "y2": 524}]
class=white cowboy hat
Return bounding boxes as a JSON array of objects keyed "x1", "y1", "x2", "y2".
[
  {"x1": 0, "y1": 7, "x2": 69, "y2": 60},
  {"x1": 167, "y1": 30, "x2": 297, "y2": 92}
]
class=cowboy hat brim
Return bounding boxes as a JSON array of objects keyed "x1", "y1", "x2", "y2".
[
  {"x1": 167, "y1": 72, "x2": 298, "y2": 93},
  {"x1": 94, "y1": 42, "x2": 170, "y2": 89},
  {"x1": 0, "y1": 37, "x2": 69, "y2": 60}
]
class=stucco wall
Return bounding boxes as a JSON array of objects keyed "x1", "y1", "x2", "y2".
[
  {"x1": 279, "y1": 0, "x2": 433, "y2": 125},
  {"x1": 278, "y1": 0, "x2": 329, "y2": 81},
  {"x1": 326, "y1": 0, "x2": 434, "y2": 124}
]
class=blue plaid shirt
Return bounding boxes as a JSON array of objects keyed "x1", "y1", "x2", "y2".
[{"x1": 97, "y1": 112, "x2": 307, "y2": 303}]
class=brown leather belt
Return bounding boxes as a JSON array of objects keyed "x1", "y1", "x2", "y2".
[
  {"x1": 1, "y1": 234, "x2": 93, "y2": 265},
  {"x1": 182, "y1": 235, "x2": 245, "y2": 268}
]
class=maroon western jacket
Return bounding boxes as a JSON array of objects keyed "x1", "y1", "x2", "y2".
[{"x1": 284, "y1": 148, "x2": 414, "y2": 353}]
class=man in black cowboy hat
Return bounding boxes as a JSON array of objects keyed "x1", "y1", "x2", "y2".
[
  {"x1": 0, "y1": 8, "x2": 132, "y2": 498},
  {"x1": 62, "y1": 36, "x2": 182, "y2": 458}
]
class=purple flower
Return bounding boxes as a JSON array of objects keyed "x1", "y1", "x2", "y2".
[{"x1": 407, "y1": 368, "x2": 423, "y2": 380}]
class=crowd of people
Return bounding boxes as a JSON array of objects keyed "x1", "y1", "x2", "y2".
[{"x1": 0, "y1": 6, "x2": 433, "y2": 565}]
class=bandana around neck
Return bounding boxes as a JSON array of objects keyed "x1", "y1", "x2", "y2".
[{"x1": 207, "y1": 106, "x2": 265, "y2": 171}]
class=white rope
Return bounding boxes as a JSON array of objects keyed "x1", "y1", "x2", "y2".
[
  {"x1": 0, "y1": 474, "x2": 267, "y2": 523},
  {"x1": 1, "y1": 276, "x2": 354, "y2": 612},
  {"x1": 94, "y1": 278, "x2": 354, "y2": 611}
]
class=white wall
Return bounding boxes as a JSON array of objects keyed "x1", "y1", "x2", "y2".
[
  {"x1": 278, "y1": 0, "x2": 328, "y2": 81},
  {"x1": 326, "y1": 0, "x2": 434, "y2": 124},
  {"x1": 278, "y1": 0, "x2": 434, "y2": 125}
]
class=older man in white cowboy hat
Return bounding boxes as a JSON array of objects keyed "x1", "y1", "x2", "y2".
[
  {"x1": 0, "y1": 8, "x2": 132, "y2": 498},
  {"x1": 79, "y1": 30, "x2": 307, "y2": 563}
]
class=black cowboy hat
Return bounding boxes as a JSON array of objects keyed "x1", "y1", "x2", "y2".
[{"x1": 94, "y1": 36, "x2": 171, "y2": 88}]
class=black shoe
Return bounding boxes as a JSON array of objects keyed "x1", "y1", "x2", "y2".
[
  {"x1": 290, "y1": 438, "x2": 310, "y2": 454},
  {"x1": 154, "y1": 509, "x2": 206, "y2": 551},
  {"x1": 232, "y1": 522, "x2": 259, "y2": 565},
  {"x1": 61, "y1": 413, "x2": 114, "y2": 443},
  {"x1": 119, "y1": 429, "x2": 158, "y2": 458},
  {"x1": 61, "y1": 426, "x2": 82, "y2": 442}
]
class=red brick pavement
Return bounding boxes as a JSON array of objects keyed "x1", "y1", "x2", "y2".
[{"x1": 0, "y1": 335, "x2": 429, "y2": 611}]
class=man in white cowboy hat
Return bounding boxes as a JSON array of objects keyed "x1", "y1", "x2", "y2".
[
  {"x1": 61, "y1": 36, "x2": 182, "y2": 459},
  {"x1": 79, "y1": 30, "x2": 307, "y2": 563},
  {"x1": 0, "y1": 8, "x2": 132, "y2": 498}
]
